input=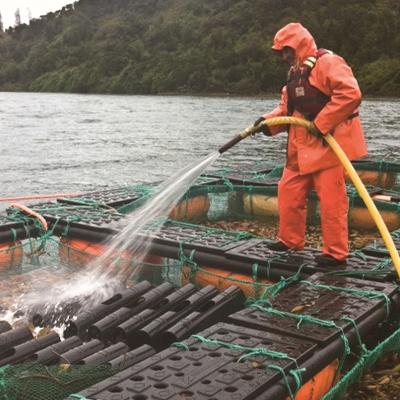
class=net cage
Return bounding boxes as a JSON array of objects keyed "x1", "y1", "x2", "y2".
[{"x1": 0, "y1": 159, "x2": 399, "y2": 399}]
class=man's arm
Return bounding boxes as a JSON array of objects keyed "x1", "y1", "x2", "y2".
[{"x1": 312, "y1": 54, "x2": 362, "y2": 135}]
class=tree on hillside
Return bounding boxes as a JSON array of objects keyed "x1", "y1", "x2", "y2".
[
  {"x1": 14, "y1": 8, "x2": 21, "y2": 27},
  {"x1": 0, "y1": 0, "x2": 398, "y2": 96}
]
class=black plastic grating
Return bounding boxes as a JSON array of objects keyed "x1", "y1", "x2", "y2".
[
  {"x1": 222, "y1": 173, "x2": 279, "y2": 186},
  {"x1": 228, "y1": 273, "x2": 398, "y2": 345},
  {"x1": 362, "y1": 231, "x2": 400, "y2": 258},
  {"x1": 27, "y1": 202, "x2": 128, "y2": 233},
  {"x1": 203, "y1": 162, "x2": 276, "y2": 182},
  {"x1": 192, "y1": 176, "x2": 223, "y2": 186},
  {"x1": 226, "y1": 239, "x2": 396, "y2": 280},
  {"x1": 58, "y1": 186, "x2": 154, "y2": 208},
  {"x1": 141, "y1": 220, "x2": 252, "y2": 254},
  {"x1": 351, "y1": 158, "x2": 400, "y2": 173},
  {"x1": 70, "y1": 322, "x2": 317, "y2": 400}
]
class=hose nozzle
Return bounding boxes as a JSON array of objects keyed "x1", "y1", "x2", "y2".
[{"x1": 218, "y1": 125, "x2": 258, "y2": 154}]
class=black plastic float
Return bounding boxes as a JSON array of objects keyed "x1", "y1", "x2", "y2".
[
  {"x1": 0, "y1": 213, "x2": 38, "y2": 243},
  {"x1": 106, "y1": 344, "x2": 156, "y2": 369},
  {"x1": 110, "y1": 283, "x2": 198, "y2": 344},
  {"x1": 0, "y1": 332, "x2": 60, "y2": 366},
  {"x1": 88, "y1": 282, "x2": 176, "y2": 342},
  {"x1": 127, "y1": 285, "x2": 219, "y2": 350},
  {"x1": 159, "y1": 286, "x2": 246, "y2": 348},
  {"x1": 29, "y1": 336, "x2": 83, "y2": 365},
  {"x1": 79, "y1": 342, "x2": 129, "y2": 365},
  {"x1": 63, "y1": 280, "x2": 153, "y2": 339},
  {"x1": 0, "y1": 324, "x2": 34, "y2": 356},
  {"x1": 31, "y1": 298, "x2": 95, "y2": 328},
  {"x1": 60, "y1": 339, "x2": 104, "y2": 365},
  {"x1": 0, "y1": 321, "x2": 12, "y2": 334}
]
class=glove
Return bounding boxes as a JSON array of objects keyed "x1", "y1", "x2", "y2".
[
  {"x1": 253, "y1": 116, "x2": 271, "y2": 136},
  {"x1": 309, "y1": 122, "x2": 328, "y2": 146}
]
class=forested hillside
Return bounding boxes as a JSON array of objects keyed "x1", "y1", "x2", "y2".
[{"x1": 0, "y1": 0, "x2": 399, "y2": 95}]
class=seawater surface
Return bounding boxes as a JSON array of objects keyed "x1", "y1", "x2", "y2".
[{"x1": 0, "y1": 92, "x2": 399, "y2": 198}]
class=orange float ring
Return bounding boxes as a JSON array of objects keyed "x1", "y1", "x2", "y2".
[
  {"x1": 59, "y1": 238, "x2": 164, "y2": 276},
  {"x1": 0, "y1": 241, "x2": 23, "y2": 270},
  {"x1": 294, "y1": 359, "x2": 339, "y2": 400},
  {"x1": 169, "y1": 195, "x2": 210, "y2": 221},
  {"x1": 347, "y1": 169, "x2": 397, "y2": 189},
  {"x1": 243, "y1": 193, "x2": 279, "y2": 218},
  {"x1": 182, "y1": 265, "x2": 273, "y2": 298},
  {"x1": 350, "y1": 207, "x2": 399, "y2": 231}
]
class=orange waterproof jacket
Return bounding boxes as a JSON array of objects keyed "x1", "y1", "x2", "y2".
[{"x1": 264, "y1": 23, "x2": 367, "y2": 174}]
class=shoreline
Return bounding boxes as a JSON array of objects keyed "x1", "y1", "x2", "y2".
[{"x1": 0, "y1": 90, "x2": 399, "y2": 101}]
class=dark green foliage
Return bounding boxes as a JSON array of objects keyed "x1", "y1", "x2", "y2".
[{"x1": 0, "y1": 0, "x2": 399, "y2": 95}]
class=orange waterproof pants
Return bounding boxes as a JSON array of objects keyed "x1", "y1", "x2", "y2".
[{"x1": 278, "y1": 166, "x2": 349, "y2": 260}]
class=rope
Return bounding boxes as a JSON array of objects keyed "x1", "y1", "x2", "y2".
[
  {"x1": 0, "y1": 193, "x2": 83, "y2": 202},
  {"x1": 259, "y1": 263, "x2": 304, "y2": 301},
  {"x1": 9, "y1": 203, "x2": 48, "y2": 231}
]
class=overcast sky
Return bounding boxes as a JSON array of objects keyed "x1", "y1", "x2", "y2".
[{"x1": 0, "y1": 0, "x2": 73, "y2": 29}]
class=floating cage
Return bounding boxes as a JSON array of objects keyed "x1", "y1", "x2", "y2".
[{"x1": 0, "y1": 159, "x2": 400, "y2": 400}]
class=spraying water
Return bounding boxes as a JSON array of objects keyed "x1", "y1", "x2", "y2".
[
  {"x1": 90, "y1": 150, "x2": 220, "y2": 281},
  {"x1": 0, "y1": 151, "x2": 220, "y2": 327}
]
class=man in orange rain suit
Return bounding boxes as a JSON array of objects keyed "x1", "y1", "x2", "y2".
[{"x1": 254, "y1": 22, "x2": 367, "y2": 266}]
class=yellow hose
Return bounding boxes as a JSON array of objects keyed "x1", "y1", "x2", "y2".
[{"x1": 258, "y1": 116, "x2": 400, "y2": 278}]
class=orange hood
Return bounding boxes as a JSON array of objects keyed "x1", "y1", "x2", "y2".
[{"x1": 272, "y1": 23, "x2": 317, "y2": 63}]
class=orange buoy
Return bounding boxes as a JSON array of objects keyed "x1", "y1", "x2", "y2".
[
  {"x1": 350, "y1": 207, "x2": 399, "y2": 231},
  {"x1": 182, "y1": 265, "x2": 273, "y2": 298},
  {"x1": 0, "y1": 242, "x2": 23, "y2": 270},
  {"x1": 59, "y1": 238, "x2": 164, "y2": 275},
  {"x1": 169, "y1": 196, "x2": 210, "y2": 221},
  {"x1": 293, "y1": 359, "x2": 339, "y2": 400},
  {"x1": 243, "y1": 193, "x2": 279, "y2": 218},
  {"x1": 347, "y1": 169, "x2": 397, "y2": 189}
]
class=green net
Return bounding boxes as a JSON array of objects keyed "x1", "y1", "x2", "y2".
[
  {"x1": 118, "y1": 170, "x2": 400, "y2": 233},
  {"x1": 321, "y1": 323, "x2": 400, "y2": 400},
  {"x1": 0, "y1": 363, "x2": 115, "y2": 400}
]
